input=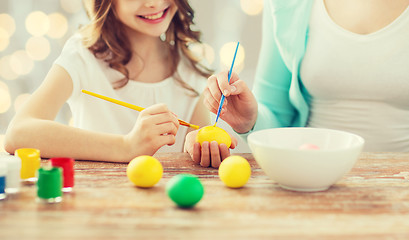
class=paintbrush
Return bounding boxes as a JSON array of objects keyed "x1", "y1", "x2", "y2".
[
  {"x1": 81, "y1": 89, "x2": 199, "y2": 129},
  {"x1": 213, "y1": 42, "x2": 240, "y2": 127}
]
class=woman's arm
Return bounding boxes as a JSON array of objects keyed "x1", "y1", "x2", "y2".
[{"x1": 251, "y1": 0, "x2": 297, "y2": 130}]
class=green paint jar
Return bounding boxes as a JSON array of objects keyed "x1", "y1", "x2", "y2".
[{"x1": 37, "y1": 167, "x2": 63, "y2": 203}]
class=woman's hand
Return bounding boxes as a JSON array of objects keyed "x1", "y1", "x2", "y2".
[
  {"x1": 203, "y1": 71, "x2": 258, "y2": 133},
  {"x1": 184, "y1": 130, "x2": 238, "y2": 168}
]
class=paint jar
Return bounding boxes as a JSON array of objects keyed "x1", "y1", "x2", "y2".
[
  {"x1": 15, "y1": 148, "x2": 41, "y2": 183},
  {"x1": 37, "y1": 166, "x2": 63, "y2": 203},
  {"x1": 50, "y1": 157, "x2": 74, "y2": 192},
  {"x1": 0, "y1": 154, "x2": 21, "y2": 194},
  {"x1": 0, "y1": 162, "x2": 7, "y2": 200}
]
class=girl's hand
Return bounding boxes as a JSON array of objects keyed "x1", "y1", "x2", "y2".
[
  {"x1": 203, "y1": 71, "x2": 258, "y2": 133},
  {"x1": 184, "y1": 130, "x2": 238, "y2": 168},
  {"x1": 124, "y1": 103, "x2": 180, "y2": 156}
]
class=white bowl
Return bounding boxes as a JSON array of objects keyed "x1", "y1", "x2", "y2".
[{"x1": 248, "y1": 127, "x2": 364, "y2": 192}]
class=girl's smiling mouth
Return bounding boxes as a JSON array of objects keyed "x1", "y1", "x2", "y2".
[{"x1": 138, "y1": 7, "x2": 169, "y2": 22}]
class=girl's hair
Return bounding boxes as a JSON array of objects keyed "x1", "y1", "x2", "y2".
[{"x1": 80, "y1": 0, "x2": 213, "y2": 94}]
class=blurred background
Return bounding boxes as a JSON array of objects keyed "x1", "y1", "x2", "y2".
[{"x1": 0, "y1": 0, "x2": 263, "y2": 153}]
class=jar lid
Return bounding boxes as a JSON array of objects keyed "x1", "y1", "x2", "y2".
[
  {"x1": 0, "y1": 162, "x2": 7, "y2": 176},
  {"x1": 15, "y1": 148, "x2": 40, "y2": 160},
  {"x1": 0, "y1": 155, "x2": 22, "y2": 170}
]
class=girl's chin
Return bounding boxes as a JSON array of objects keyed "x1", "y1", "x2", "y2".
[{"x1": 127, "y1": 28, "x2": 168, "y2": 39}]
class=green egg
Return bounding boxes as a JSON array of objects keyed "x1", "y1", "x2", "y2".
[{"x1": 166, "y1": 174, "x2": 204, "y2": 208}]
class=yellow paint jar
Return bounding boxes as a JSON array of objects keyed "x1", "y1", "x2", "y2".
[{"x1": 15, "y1": 148, "x2": 41, "y2": 183}]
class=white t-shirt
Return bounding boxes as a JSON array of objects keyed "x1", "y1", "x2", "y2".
[
  {"x1": 54, "y1": 33, "x2": 207, "y2": 153},
  {"x1": 300, "y1": 0, "x2": 409, "y2": 152}
]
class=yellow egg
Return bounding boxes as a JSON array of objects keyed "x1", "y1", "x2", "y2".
[
  {"x1": 218, "y1": 155, "x2": 251, "y2": 188},
  {"x1": 126, "y1": 155, "x2": 163, "y2": 188},
  {"x1": 195, "y1": 125, "x2": 232, "y2": 148}
]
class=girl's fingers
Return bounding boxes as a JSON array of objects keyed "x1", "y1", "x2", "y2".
[
  {"x1": 192, "y1": 142, "x2": 201, "y2": 165},
  {"x1": 141, "y1": 103, "x2": 169, "y2": 115},
  {"x1": 149, "y1": 133, "x2": 176, "y2": 149},
  {"x1": 230, "y1": 135, "x2": 238, "y2": 149},
  {"x1": 141, "y1": 111, "x2": 180, "y2": 130},
  {"x1": 200, "y1": 142, "x2": 210, "y2": 167},
  {"x1": 158, "y1": 122, "x2": 179, "y2": 136},
  {"x1": 219, "y1": 143, "x2": 230, "y2": 161},
  {"x1": 142, "y1": 119, "x2": 178, "y2": 137},
  {"x1": 161, "y1": 133, "x2": 177, "y2": 146},
  {"x1": 184, "y1": 131, "x2": 200, "y2": 164},
  {"x1": 210, "y1": 141, "x2": 222, "y2": 168}
]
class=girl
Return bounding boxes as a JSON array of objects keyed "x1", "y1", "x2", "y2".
[
  {"x1": 5, "y1": 0, "x2": 236, "y2": 162},
  {"x1": 188, "y1": 0, "x2": 409, "y2": 166}
]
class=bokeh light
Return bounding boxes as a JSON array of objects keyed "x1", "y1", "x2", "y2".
[
  {"x1": 47, "y1": 13, "x2": 68, "y2": 39},
  {"x1": 26, "y1": 36, "x2": 51, "y2": 61},
  {"x1": 14, "y1": 93, "x2": 31, "y2": 113},
  {"x1": 26, "y1": 11, "x2": 50, "y2": 37},
  {"x1": 60, "y1": 0, "x2": 83, "y2": 14},
  {"x1": 240, "y1": 0, "x2": 264, "y2": 16},
  {"x1": 10, "y1": 50, "x2": 35, "y2": 76},
  {"x1": 0, "y1": 55, "x2": 18, "y2": 80},
  {"x1": 189, "y1": 42, "x2": 215, "y2": 65},
  {"x1": 0, "y1": 28, "x2": 10, "y2": 51},
  {"x1": 0, "y1": 81, "x2": 11, "y2": 113},
  {"x1": 219, "y1": 42, "x2": 245, "y2": 73},
  {"x1": 0, "y1": 13, "x2": 16, "y2": 37},
  {"x1": 0, "y1": 135, "x2": 6, "y2": 153}
]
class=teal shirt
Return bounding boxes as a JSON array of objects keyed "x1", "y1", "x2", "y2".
[{"x1": 244, "y1": 0, "x2": 314, "y2": 137}]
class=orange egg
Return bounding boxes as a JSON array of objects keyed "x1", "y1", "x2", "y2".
[{"x1": 195, "y1": 125, "x2": 232, "y2": 148}]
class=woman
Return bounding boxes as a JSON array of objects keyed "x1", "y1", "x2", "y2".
[{"x1": 186, "y1": 0, "x2": 409, "y2": 166}]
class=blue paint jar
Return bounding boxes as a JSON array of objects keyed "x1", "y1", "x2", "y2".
[{"x1": 0, "y1": 162, "x2": 7, "y2": 200}]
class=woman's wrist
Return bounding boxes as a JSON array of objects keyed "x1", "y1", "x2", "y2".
[
  {"x1": 232, "y1": 112, "x2": 257, "y2": 134},
  {"x1": 233, "y1": 123, "x2": 255, "y2": 135}
]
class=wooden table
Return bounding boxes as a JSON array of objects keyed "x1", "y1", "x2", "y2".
[{"x1": 1, "y1": 152, "x2": 409, "y2": 240}]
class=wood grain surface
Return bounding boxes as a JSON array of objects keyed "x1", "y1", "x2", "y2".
[{"x1": 0, "y1": 152, "x2": 409, "y2": 240}]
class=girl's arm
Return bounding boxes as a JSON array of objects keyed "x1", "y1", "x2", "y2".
[{"x1": 5, "y1": 65, "x2": 179, "y2": 162}]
